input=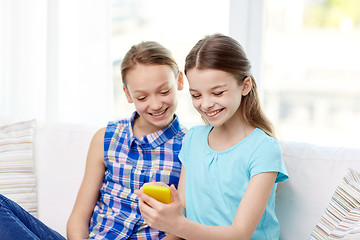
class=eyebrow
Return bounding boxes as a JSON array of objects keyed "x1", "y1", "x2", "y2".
[
  {"x1": 133, "y1": 83, "x2": 170, "y2": 94},
  {"x1": 189, "y1": 84, "x2": 227, "y2": 92}
]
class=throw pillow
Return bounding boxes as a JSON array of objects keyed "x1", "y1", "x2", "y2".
[
  {"x1": 0, "y1": 120, "x2": 37, "y2": 216},
  {"x1": 311, "y1": 168, "x2": 360, "y2": 239}
]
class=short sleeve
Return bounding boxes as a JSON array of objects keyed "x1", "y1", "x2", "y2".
[
  {"x1": 249, "y1": 137, "x2": 288, "y2": 183},
  {"x1": 178, "y1": 127, "x2": 195, "y2": 169}
]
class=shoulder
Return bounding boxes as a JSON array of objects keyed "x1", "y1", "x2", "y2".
[
  {"x1": 187, "y1": 124, "x2": 210, "y2": 135},
  {"x1": 253, "y1": 129, "x2": 280, "y2": 149},
  {"x1": 94, "y1": 127, "x2": 106, "y2": 139},
  {"x1": 182, "y1": 125, "x2": 210, "y2": 144},
  {"x1": 174, "y1": 124, "x2": 188, "y2": 140},
  {"x1": 249, "y1": 129, "x2": 282, "y2": 160},
  {"x1": 102, "y1": 119, "x2": 131, "y2": 146},
  {"x1": 248, "y1": 129, "x2": 288, "y2": 182},
  {"x1": 107, "y1": 119, "x2": 130, "y2": 130},
  {"x1": 242, "y1": 128, "x2": 282, "y2": 161},
  {"x1": 179, "y1": 125, "x2": 210, "y2": 165},
  {"x1": 168, "y1": 115, "x2": 188, "y2": 140},
  {"x1": 89, "y1": 127, "x2": 106, "y2": 151},
  {"x1": 104, "y1": 119, "x2": 131, "y2": 137}
]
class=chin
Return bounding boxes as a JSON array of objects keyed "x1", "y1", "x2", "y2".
[
  {"x1": 205, "y1": 117, "x2": 225, "y2": 127},
  {"x1": 153, "y1": 115, "x2": 174, "y2": 128}
]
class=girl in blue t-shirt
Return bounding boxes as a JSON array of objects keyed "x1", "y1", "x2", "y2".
[{"x1": 136, "y1": 33, "x2": 289, "y2": 239}]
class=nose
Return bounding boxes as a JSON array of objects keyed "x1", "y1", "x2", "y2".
[
  {"x1": 200, "y1": 95, "x2": 214, "y2": 111},
  {"x1": 149, "y1": 96, "x2": 163, "y2": 111}
]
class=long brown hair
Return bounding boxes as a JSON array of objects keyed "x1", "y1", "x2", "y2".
[
  {"x1": 185, "y1": 33, "x2": 275, "y2": 138},
  {"x1": 121, "y1": 41, "x2": 179, "y2": 87}
]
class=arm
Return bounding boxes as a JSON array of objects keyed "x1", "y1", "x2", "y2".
[
  {"x1": 137, "y1": 171, "x2": 277, "y2": 240},
  {"x1": 162, "y1": 235, "x2": 183, "y2": 240},
  {"x1": 67, "y1": 128, "x2": 106, "y2": 240},
  {"x1": 158, "y1": 166, "x2": 186, "y2": 240}
]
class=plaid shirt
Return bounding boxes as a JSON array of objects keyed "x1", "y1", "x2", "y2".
[{"x1": 89, "y1": 112, "x2": 186, "y2": 239}]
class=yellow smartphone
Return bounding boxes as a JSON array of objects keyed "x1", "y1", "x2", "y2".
[{"x1": 142, "y1": 183, "x2": 172, "y2": 204}]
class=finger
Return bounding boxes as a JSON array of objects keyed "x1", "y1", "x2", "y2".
[
  {"x1": 170, "y1": 184, "x2": 181, "y2": 203},
  {"x1": 138, "y1": 198, "x2": 159, "y2": 227},
  {"x1": 137, "y1": 191, "x2": 161, "y2": 217},
  {"x1": 137, "y1": 188, "x2": 164, "y2": 208},
  {"x1": 138, "y1": 197, "x2": 155, "y2": 222},
  {"x1": 137, "y1": 196, "x2": 145, "y2": 208},
  {"x1": 135, "y1": 189, "x2": 149, "y2": 204},
  {"x1": 134, "y1": 189, "x2": 141, "y2": 196}
]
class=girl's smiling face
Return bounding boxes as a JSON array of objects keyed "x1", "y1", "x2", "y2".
[
  {"x1": 187, "y1": 68, "x2": 250, "y2": 128},
  {"x1": 124, "y1": 64, "x2": 183, "y2": 133}
]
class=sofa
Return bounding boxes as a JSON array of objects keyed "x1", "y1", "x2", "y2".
[{"x1": 1, "y1": 119, "x2": 360, "y2": 239}]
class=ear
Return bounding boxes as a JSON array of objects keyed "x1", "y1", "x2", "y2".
[
  {"x1": 241, "y1": 77, "x2": 252, "y2": 96},
  {"x1": 177, "y1": 72, "x2": 184, "y2": 91},
  {"x1": 123, "y1": 86, "x2": 134, "y2": 103}
]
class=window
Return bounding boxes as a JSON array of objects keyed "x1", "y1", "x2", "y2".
[
  {"x1": 262, "y1": 0, "x2": 360, "y2": 147},
  {"x1": 111, "y1": 0, "x2": 230, "y2": 127},
  {"x1": 111, "y1": 0, "x2": 360, "y2": 148}
]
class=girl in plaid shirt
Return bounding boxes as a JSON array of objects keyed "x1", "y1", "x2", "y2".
[
  {"x1": 67, "y1": 41, "x2": 186, "y2": 240},
  {"x1": 0, "y1": 41, "x2": 185, "y2": 240}
]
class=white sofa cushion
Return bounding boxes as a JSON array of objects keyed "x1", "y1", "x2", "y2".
[
  {"x1": 277, "y1": 141, "x2": 360, "y2": 240},
  {"x1": 34, "y1": 123, "x2": 98, "y2": 236}
]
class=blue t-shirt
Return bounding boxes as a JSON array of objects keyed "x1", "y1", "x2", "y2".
[{"x1": 179, "y1": 125, "x2": 288, "y2": 239}]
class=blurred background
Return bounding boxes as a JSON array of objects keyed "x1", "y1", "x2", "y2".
[{"x1": 1, "y1": 0, "x2": 359, "y2": 148}]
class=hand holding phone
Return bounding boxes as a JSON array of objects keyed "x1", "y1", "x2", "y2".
[{"x1": 142, "y1": 182, "x2": 172, "y2": 204}]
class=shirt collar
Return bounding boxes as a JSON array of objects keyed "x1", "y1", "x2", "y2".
[
  {"x1": 126, "y1": 111, "x2": 137, "y2": 146},
  {"x1": 127, "y1": 111, "x2": 182, "y2": 149}
]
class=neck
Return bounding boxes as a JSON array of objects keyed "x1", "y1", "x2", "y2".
[
  {"x1": 132, "y1": 115, "x2": 173, "y2": 139},
  {"x1": 209, "y1": 119, "x2": 255, "y2": 151},
  {"x1": 132, "y1": 118, "x2": 156, "y2": 139}
]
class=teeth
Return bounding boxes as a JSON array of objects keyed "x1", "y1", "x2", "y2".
[
  {"x1": 206, "y1": 109, "x2": 221, "y2": 117},
  {"x1": 152, "y1": 109, "x2": 166, "y2": 116}
]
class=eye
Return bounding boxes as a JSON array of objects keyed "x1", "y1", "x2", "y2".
[
  {"x1": 214, "y1": 91, "x2": 224, "y2": 96},
  {"x1": 191, "y1": 94, "x2": 201, "y2": 99},
  {"x1": 137, "y1": 96, "x2": 147, "y2": 101},
  {"x1": 160, "y1": 89, "x2": 170, "y2": 95}
]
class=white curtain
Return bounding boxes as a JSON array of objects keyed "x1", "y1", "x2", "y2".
[{"x1": 0, "y1": 0, "x2": 113, "y2": 127}]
